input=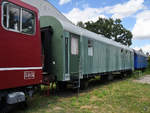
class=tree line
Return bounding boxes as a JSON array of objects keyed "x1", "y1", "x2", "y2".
[{"x1": 77, "y1": 18, "x2": 133, "y2": 46}]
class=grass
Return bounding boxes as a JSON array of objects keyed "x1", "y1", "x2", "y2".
[{"x1": 15, "y1": 69, "x2": 150, "y2": 113}]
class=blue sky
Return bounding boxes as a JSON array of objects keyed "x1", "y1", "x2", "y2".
[{"x1": 48, "y1": 0, "x2": 150, "y2": 53}]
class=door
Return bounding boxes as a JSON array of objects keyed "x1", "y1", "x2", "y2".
[
  {"x1": 121, "y1": 49, "x2": 125, "y2": 70},
  {"x1": 106, "y1": 47, "x2": 110, "y2": 72},
  {"x1": 70, "y1": 35, "x2": 80, "y2": 79},
  {"x1": 65, "y1": 37, "x2": 69, "y2": 74},
  {"x1": 40, "y1": 26, "x2": 53, "y2": 73}
]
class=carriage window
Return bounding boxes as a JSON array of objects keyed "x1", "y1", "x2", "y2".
[
  {"x1": 121, "y1": 49, "x2": 123, "y2": 53},
  {"x1": 88, "y1": 40, "x2": 93, "y2": 56},
  {"x1": 22, "y1": 10, "x2": 35, "y2": 34},
  {"x1": 71, "y1": 37, "x2": 78, "y2": 55},
  {"x1": 3, "y1": 3, "x2": 8, "y2": 28},
  {"x1": 9, "y1": 4, "x2": 20, "y2": 31},
  {"x1": 2, "y1": 2, "x2": 35, "y2": 35},
  {"x1": 3, "y1": 3, "x2": 20, "y2": 31}
]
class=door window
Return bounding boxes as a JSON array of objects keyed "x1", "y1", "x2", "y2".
[
  {"x1": 71, "y1": 37, "x2": 78, "y2": 55},
  {"x1": 22, "y1": 9, "x2": 35, "y2": 34},
  {"x1": 3, "y1": 3, "x2": 20, "y2": 31}
]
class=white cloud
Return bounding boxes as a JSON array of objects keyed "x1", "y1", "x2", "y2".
[
  {"x1": 132, "y1": 10, "x2": 150, "y2": 39},
  {"x1": 134, "y1": 45, "x2": 150, "y2": 53},
  {"x1": 109, "y1": 0, "x2": 145, "y2": 19},
  {"x1": 59, "y1": 0, "x2": 71, "y2": 5},
  {"x1": 64, "y1": 8, "x2": 106, "y2": 24},
  {"x1": 64, "y1": 0, "x2": 144, "y2": 24}
]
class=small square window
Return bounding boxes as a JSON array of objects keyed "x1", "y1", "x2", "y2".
[
  {"x1": 121, "y1": 49, "x2": 123, "y2": 53},
  {"x1": 88, "y1": 40, "x2": 93, "y2": 56}
]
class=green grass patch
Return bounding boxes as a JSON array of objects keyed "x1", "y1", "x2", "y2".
[{"x1": 15, "y1": 70, "x2": 150, "y2": 113}]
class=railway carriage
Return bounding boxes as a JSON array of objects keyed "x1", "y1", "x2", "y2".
[
  {"x1": 134, "y1": 50, "x2": 148, "y2": 70},
  {"x1": 0, "y1": 0, "x2": 42, "y2": 111},
  {"x1": 40, "y1": 16, "x2": 134, "y2": 87}
]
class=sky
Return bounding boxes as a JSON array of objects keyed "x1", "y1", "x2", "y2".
[{"x1": 48, "y1": 0, "x2": 150, "y2": 53}]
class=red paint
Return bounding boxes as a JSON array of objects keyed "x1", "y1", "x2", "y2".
[{"x1": 0, "y1": 0, "x2": 42, "y2": 90}]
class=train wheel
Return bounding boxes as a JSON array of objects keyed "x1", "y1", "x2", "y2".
[
  {"x1": 80, "y1": 79, "x2": 88, "y2": 90},
  {"x1": 120, "y1": 72, "x2": 125, "y2": 79},
  {"x1": 142, "y1": 69, "x2": 145, "y2": 73},
  {"x1": 57, "y1": 82, "x2": 67, "y2": 91},
  {"x1": 101, "y1": 75, "x2": 108, "y2": 81},
  {"x1": 0, "y1": 99, "x2": 5, "y2": 113},
  {"x1": 127, "y1": 70, "x2": 133, "y2": 77},
  {"x1": 19, "y1": 101, "x2": 28, "y2": 110},
  {"x1": 0, "y1": 101, "x2": 9, "y2": 113},
  {"x1": 101, "y1": 74, "x2": 113, "y2": 81},
  {"x1": 0, "y1": 100, "x2": 2, "y2": 112},
  {"x1": 107, "y1": 74, "x2": 114, "y2": 81}
]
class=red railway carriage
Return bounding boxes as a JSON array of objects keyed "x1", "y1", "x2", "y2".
[{"x1": 0, "y1": 0, "x2": 42, "y2": 109}]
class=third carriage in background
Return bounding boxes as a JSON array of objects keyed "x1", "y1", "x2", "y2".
[{"x1": 134, "y1": 50, "x2": 148, "y2": 71}]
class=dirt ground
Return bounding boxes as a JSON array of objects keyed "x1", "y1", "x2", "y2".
[{"x1": 134, "y1": 75, "x2": 150, "y2": 84}]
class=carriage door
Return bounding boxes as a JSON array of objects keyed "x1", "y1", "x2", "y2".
[
  {"x1": 121, "y1": 49, "x2": 125, "y2": 70},
  {"x1": 40, "y1": 26, "x2": 53, "y2": 73},
  {"x1": 70, "y1": 35, "x2": 80, "y2": 79}
]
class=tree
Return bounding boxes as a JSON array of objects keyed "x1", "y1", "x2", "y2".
[
  {"x1": 77, "y1": 18, "x2": 133, "y2": 46},
  {"x1": 148, "y1": 56, "x2": 150, "y2": 68},
  {"x1": 146, "y1": 52, "x2": 149, "y2": 56},
  {"x1": 77, "y1": 21, "x2": 85, "y2": 28},
  {"x1": 139, "y1": 49, "x2": 144, "y2": 53}
]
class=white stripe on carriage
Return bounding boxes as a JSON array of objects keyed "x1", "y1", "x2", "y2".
[{"x1": 0, "y1": 67, "x2": 42, "y2": 71}]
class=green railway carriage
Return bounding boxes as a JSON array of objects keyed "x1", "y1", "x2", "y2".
[
  {"x1": 39, "y1": 15, "x2": 134, "y2": 82},
  {"x1": 22, "y1": 0, "x2": 134, "y2": 87}
]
